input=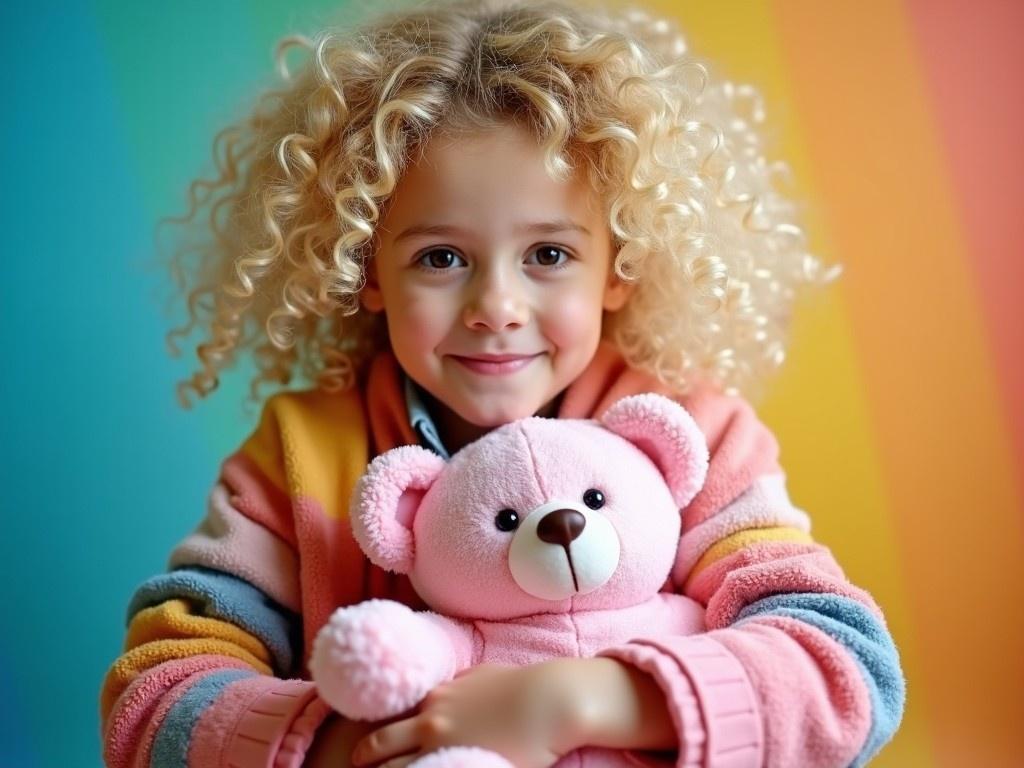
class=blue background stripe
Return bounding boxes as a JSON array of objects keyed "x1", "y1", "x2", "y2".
[{"x1": 0, "y1": 2, "x2": 347, "y2": 765}]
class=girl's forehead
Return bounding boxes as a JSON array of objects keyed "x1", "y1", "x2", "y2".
[
  {"x1": 409, "y1": 123, "x2": 554, "y2": 184},
  {"x1": 382, "y1": 123, "x2": 605, "y2": 234}
]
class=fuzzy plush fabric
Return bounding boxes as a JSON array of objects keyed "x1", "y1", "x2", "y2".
[
  {"x1": 348, "y1": 394, "x2": 707, "y2": 618},
  {"x1": 411, "y1": 746, "x2": 516, "y2": 768},
  {"x1": 311, "y1": 599, "x2": 456, "y2": 720},
  {"x1": 313, "y1": 395, "x2": 712, "y2": 768},
  {"x1": 352, "y1": 446, "x2": 447, "y2": 574},
  {"x1": 102, "y1": 341, "x2": 904, "y2": 768},
  {"x1": 600, "y1": 393, "x2": 709, "y2": 508},
  {"x1": 169, "y1": 482, "x2": 302, "y2": 612}
]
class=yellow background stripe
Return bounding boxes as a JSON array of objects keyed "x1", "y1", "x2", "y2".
[
  {"x1": 642, "y1": 1, "x2": 931, "y2": 763},
  {"x1": 771, "y1": 2, "x2": 1024, "y2": 766}
]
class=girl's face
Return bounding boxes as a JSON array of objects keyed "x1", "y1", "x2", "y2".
[{"x1": 362, "y1": 121, "x2": 631, "y2": 435}]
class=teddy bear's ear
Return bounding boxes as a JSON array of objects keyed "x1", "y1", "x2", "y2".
[
  {"x1": 351, "y1": 445, "x2": 446, "y2": 574},
  {"x1": 600, "y1": 394, "x2": 709, "y2": 509}
]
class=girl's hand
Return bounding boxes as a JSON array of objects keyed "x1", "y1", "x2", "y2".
[
  {"x1": 350, "y1": 661, "x2": 582, "y2": 768},
  {"x1": 350, "y1": 657, "x2": 677, "y2": 768}
]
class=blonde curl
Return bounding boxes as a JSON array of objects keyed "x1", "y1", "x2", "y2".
[{"x1": 162, "y1": 0, "x2": 836, "y2": 408}]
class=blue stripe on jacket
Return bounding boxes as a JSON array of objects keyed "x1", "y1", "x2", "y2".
[
  {"x1": 127, "y1": 566, "x2": 301, "y2": 676},
  {"x1": 736, "y1": 592, "x2": 906, "y2": 767},
  {"x1": 150, "y1": 668, "x2": 256, "y2": 767}
]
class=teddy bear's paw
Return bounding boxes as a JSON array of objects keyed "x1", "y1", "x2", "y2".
[
  {"x1": 410, "y1": 746, "x2": 516, "y2": 768},
  {"x1": 310, "y1": 599, "x2": 453, "y2": 720}
]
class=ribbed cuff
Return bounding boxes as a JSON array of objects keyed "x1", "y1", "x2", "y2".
[
  {"x1": 602, "y1": 635, "x2": 763, "y2": 768},
  {"x1": 191, "y1": 677, "x2": 332, "y2": 768},
  {"x1": 600, "y1": 644, "x2": 706, "y2": 768},
  {"x1": 273, "y1": 689, "x2": 332, "y2": 768},
  {"x1": 229, "y1": 679, "x2": 332, "y2": 768}
]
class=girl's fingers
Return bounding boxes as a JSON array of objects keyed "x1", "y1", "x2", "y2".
[{"x1": 353, "y1": 717, "x2": 421, "y2": 765}]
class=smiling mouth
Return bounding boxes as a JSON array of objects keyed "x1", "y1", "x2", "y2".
[{"x1": 450, "y1": 353, "x2": 541, "y2": 375}]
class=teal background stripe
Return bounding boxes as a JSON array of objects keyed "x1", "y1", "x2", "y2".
[{"x1": 0, "y1": 2, "x2": 357, "y2": 765}]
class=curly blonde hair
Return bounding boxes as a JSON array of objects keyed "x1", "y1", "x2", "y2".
[{"x1": 164, "y1": 0, "x2": 836, "y2": 408}]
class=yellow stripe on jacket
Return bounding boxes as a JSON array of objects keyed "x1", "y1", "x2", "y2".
[
  {"x1": 241, "y1": 388, "x2": 370, "y2": 521},
  {"x1": 685, "y1": 526, "x2": 814, "y2": 586},
  {"x1": 100, "y1": 599, "x2": 272, "y2": 720}
]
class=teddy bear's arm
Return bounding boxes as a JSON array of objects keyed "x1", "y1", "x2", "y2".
[
  {"x1": 420, "y1": 610, "x2": 479, "y2": 673},
  {"x1": 311, "y1": 601, "x2": 481, "y2": 721}
]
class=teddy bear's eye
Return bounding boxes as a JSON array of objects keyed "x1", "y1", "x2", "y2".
[
  {"x1": 494, "y1": 508, "x2": 521, "y2": 532},
  {"x1": 583, "y1": 489, "x2": 605, "y2": 510}
]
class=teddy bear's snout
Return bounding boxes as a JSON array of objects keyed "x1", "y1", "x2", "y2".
[
  {"x1": 536, "y1": 509, "x2": 586, "y2": 546},
  {"x1": 507, "y1": 500, "x2": 620, "y2": 602}
]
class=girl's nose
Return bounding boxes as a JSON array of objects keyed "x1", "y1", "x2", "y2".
[{"x1": 462, "y1": 268, "x2": 530, "y2": 331}]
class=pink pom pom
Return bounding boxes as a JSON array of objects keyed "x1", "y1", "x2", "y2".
[
  {"x1": 310, "y1": 600, "x2": 455, "y2": 720},
  {"x1": 411, "y1": 747, "x2": 516, "y2": 768}
]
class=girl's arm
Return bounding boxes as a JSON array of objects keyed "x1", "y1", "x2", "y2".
[
  {"x1": 100, "y1": 397, "x2": 332, "y2": 768},
  {"x1": 594, "y1": 388, "x2": 906, "y2": 767},
  {"x1": 346, "y1": 657, "x2": 676, "y2": 768},
  {"x1": 350, "y1": 391, "x2": 904, "y2": 768}
]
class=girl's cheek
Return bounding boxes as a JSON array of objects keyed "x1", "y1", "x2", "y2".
[
  {"x1": 400, "y1": 285, "x2": 453, "y2": 316},
  {"x1": 390, "y1": 296, "x2": 459, "y2": 349},
  {"x1": 543, "y1": 291, "x2": 606, "y2": 346}
]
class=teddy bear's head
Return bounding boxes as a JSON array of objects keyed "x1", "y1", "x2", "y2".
[{"x1": 351, "y1": 393, "x2": 708, "y2": 619}]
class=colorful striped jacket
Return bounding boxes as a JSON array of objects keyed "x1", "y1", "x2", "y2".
[{"x1": 100, "y1": 341, "x2": 904, "y2": 767}]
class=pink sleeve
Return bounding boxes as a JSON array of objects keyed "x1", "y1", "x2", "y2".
[
  {"x1": 601, "y1": 635, "x2": 760, "y2": 767},
  {"x1": 102, "y1": 397, "x2": 341, "y2": 768},
  {"x1": 169, "y1": 478, "x2": 302, "y2": 613},
  {"x1": 104, "y1": 658, "x2": 332, "y2": 768},
  {"x1": 189, "y1": 676, "x2": 332, "y2": 768},
  {"x1": 601, "y1": 388, "x2": 904, "y2": 768}
]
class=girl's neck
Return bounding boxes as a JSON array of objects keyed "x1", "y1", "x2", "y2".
[{"x1": 421, "y1": 389, "x2": 564, "y2": 454}]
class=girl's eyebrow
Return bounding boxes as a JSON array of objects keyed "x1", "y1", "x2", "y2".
[{"x1": 392, "y1": 219, "x2": 591, "y2": 243}]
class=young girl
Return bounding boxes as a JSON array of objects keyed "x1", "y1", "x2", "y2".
[{"x1": 101, "y1": 1, "x2": 904, "y2": 766}]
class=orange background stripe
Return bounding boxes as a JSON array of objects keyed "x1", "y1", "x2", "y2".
[
  {"x1": 772, "y1": 1, "x2": 1024, "y2": 766},
  {"x1": 643, "y1": 1, "x2": 1024, "y2": 765},
  {"x1": 905, "y1": 0, "x2": 1024, "y2": 507}
]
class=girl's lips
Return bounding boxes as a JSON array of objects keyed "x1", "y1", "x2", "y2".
[{"x1": 451, "y1": 353, "x2": 541, "y2": 375}]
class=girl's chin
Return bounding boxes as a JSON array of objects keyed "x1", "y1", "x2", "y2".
[
  {"x1": 457, "y1": 401, "x2": 546, "y2": 428},
  {"x1": 462, "y1": 409, "x2": 536, "y2": 428}
]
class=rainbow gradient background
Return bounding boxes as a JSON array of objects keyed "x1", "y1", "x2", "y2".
[{"x1": 1, "y1": 1, "x2": 1020, "y2": 766}]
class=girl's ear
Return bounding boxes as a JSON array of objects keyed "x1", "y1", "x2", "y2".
[
  {"x1": 602, "y1": 270, "x2": 634, "y2": 312},
  {"x1": 360, "y1": 257, "x2": 385, "y2": 313},
  {"x1": 603, "y1": 245, "x2": 636, "y2": 312},
  {"x1": 350, "y1": 445, "x2": 446, "y2": 573},
  {"x1": 600, "y1": 394, "x2": 709, "y2": 508}
]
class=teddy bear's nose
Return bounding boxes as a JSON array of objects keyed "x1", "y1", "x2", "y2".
[{"x1": 536, "y1": 508, "x2": 586, "y2": 546}]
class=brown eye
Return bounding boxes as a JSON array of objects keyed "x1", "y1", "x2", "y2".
[
  {"x1": 419, "y1": 249, "x2": 465, "y2": 270},
  {"x1": 583, "y1": 489, "x2": 605, "y2": 510},
  {"x1": 530, "y1": 246, "x2": 567, "y2": 267},
  {"x1": 495, "y1": 509, "x2": 520, "y2": 532}
]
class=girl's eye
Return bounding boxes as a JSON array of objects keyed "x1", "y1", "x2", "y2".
[
  {"x1": 583, "y1": 489, "x2": 605, "y2": 510},
  {"x1": 418, "y1": 248, "x2": 466, "y2": 270},
  {"x1": 528, "y1": 246, "x2": 569, "y2": 267},
  {"x1": 494, "y1": 508, "x2": 521, "y2": 532}
]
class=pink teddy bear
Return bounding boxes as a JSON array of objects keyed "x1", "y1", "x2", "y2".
[{"x1": 311, "y1": 393, "x2": 710, "y2": 768}]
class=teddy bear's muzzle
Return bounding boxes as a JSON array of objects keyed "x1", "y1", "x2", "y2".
[
  {"x1": 507, "y1": 500, "x2": 620, "y2": 601},
  {"x1": 536, "y1": 508, "x2": 587, "y2": 590}
]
